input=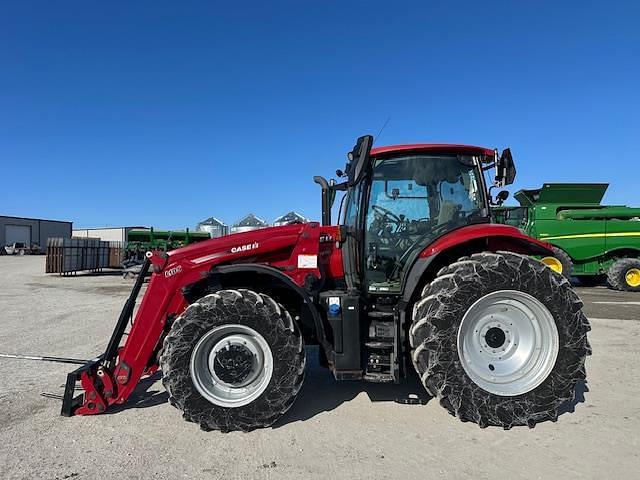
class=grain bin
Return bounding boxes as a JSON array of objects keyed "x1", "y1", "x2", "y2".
[
  {"x1": 273, "y1": 211, "x2": 309, "y2": 226},
  {"x1": 230, "y1": 214, "x2": 267, "y2": 234},
  {"x1": 197, "y1": 217, "x2": 229, "y2": 238}
]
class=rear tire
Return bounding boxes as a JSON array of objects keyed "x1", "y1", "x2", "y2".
[
  {"x1": 410, "y1": 251, "x2": 591, "y2": 429},
  {"x1": 607, "y1": 258, "x2": 640, "y2": 292},
  {"x1": 160, "y1": 289, "x2": 305, "y2": 432}
]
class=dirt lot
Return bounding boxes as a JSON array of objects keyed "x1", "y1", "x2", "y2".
[{"x1": 0, "y1": 256, "x2": 638, "y2": 479}]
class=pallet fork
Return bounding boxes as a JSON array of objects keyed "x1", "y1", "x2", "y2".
[{"x1": 0, "y1": 259, "x2": 151, "y2": 416}]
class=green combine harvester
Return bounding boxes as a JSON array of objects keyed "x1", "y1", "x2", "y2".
[{"x1": 493, "y1": 183, "x2": 640, "y2": 291}]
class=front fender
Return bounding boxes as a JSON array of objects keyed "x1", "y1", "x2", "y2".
[{"x1": 197, "y1": 263, "x2": 332, "y2": 355}]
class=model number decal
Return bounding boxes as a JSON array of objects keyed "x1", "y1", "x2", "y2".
[
  {"x1": 164, "y1": 265, "x2": 182, "y2": 278},
  {"x1": 231, "y1": 242, "x2": 259, "y2": 254},
  {"x1": 298, "y1": 254, "x2": 318, "y2": 269}
]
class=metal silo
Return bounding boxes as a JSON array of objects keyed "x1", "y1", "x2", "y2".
[
  {"x1": 196, "y1": 217, "x2": 229, "y2": 238},
  {"x1": 273, "y1": 211, "x2": 309, "y2": 226},
  {"x1": 230, "y1": 214, "x2": 268, "y2": 234}
]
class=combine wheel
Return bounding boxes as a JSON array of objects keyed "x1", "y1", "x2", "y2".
[
  {"x1": 607, "y1": 258, "x2": 640, "y2": 292},
  {"x1": 161, "y1": 289, "x2": 305, "y2": 432},
  {"x1": 410, "y1": 251, "x2": 591, "y2": 429},
  {"x1": 541, "y1": 247, "x2": 573, "y2": 279}
]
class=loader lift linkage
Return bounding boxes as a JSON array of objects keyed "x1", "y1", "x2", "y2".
[{"x1": 62, "y1": 258, "x2": 151, "y2": 416}]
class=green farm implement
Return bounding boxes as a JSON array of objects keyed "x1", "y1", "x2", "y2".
[
  {"x1": 493, "y1": 183, "x2": 640, "y2": 291},
  {"x1": 124, "y1": 228, "x2": 210, "y2": 264}
]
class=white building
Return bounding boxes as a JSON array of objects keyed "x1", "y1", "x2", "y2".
[{"x1": 72, "y1": 226, "x2": 148, "y2": 242}]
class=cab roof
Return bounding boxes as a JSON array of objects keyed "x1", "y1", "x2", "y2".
[{"x1": 371, "y1": 144, "x2": 495, "y2": 158}]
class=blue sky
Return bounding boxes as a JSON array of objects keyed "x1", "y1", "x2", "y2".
[{"x1": 1, "y1": 1, "x2": 638, "y2": 229}]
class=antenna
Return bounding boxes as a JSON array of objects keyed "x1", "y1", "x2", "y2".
[{"x1": 375, "y1": 116, "x2": 391, "y2": 143}]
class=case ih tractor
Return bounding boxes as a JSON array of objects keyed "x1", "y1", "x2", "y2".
[{"x1": 58, "y1": 136, "x2": 590, "y2": 431}]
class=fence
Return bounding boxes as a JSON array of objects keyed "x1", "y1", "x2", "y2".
[{"x1": 46, "y1": 238, "x2": 125, "y2": 274}]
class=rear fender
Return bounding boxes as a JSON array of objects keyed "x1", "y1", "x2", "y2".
[{"x1": 402, "y1": 224, "x2": 554, "y2": 306}]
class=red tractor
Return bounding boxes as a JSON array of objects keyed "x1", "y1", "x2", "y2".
[{"x1": 61, "y1": 136, "x2": 590, "y2": 431}]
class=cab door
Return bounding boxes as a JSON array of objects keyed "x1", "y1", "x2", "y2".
[{"x1": 341, "y1": 181, "x2": 366, "y2": 290}]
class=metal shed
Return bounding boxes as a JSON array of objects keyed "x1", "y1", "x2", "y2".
[
  {"x1": 0, "y1": 215, "x2": 72, "y2": 253},
  {"x1": 72, "y1": 226, "x2": 148, "y2": 242}
]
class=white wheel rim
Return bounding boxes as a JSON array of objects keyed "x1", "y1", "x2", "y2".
[
  {"x1": 190, "y1": 324, "x2": 273, "y2": 408},
  {"x1": 457, "y1": 290, "x2": 559, "y2": 396}
]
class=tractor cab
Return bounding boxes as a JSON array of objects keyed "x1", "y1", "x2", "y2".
[{"x1": 324, "y1": 136, "x2": 516, "y2": 294}]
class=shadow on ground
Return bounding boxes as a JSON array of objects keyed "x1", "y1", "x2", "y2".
[
  {"x1": 107, "y1": 347, "x2": 588, "y2": 427},
  {"x1": 558, "y1": 379, "x2": 589, "y2": 415},
  {"x1": 104, "y1": 371, "x2": 169, "y2": 414},
  {"x1": 107, "y1": 347, "x2": 431, "y2": 421},
  {"x1": 273, "y1": 346, "x2": 431, "y2": 428}
]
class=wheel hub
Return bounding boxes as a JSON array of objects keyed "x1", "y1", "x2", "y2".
[
  {"x1": 541, "y1": 256, "x2": 563, "y2": 274},
  {"x1": 457, "y1": 290, "x2": 559, "y2": 396},
  {"x1": 485, "y1": 327, "x2": 506, "y2": 349},
  {"x1": 212, "y1": 344, "x2": 255, "y2": 385},
  {"x1": 625, "y1": 268, "x2": 640, "y2": 287},
  {"x1": 190, "y1": 324, "x2": 273, "y2": 408}
]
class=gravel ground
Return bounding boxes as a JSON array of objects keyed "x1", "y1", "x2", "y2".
[{"x1": 0, "y1": 256, "x2": 638, "y2": 479}]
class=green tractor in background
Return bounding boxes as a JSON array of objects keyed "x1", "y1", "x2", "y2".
[{"x1": 493, "y1": 183, "x2": 640, "y2": 291}]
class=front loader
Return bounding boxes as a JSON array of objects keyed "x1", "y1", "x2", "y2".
[{"x1": 39, "y1": 136, "x2": 590, "y2": 430}]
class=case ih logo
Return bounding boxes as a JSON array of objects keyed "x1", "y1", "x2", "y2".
[
  {"x1": 164, "y1": 265, "x2": 182, "y2": 278},
  {"x1": 231, "y1": 242, "x2": 259, "y2": 254}
]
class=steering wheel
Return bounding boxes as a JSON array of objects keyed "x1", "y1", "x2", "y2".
[{"x1": 371, "y1": 205, "x2": 402, "y2": 225}]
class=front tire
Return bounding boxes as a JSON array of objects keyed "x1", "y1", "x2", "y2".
[
  {"x1": 410, "y1": 252, "x2": 591, "y2": 428},
  {"x1": 160, "y1": 289, "x2": 305, "y2": 431}
]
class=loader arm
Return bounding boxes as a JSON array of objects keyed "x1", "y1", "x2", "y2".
[{"x1": 63, "y1": 222, "x2": 335, "y2": 416}]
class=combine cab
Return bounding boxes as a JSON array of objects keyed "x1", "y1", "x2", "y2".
[
  {"x1": 494, "y1": 183, "x2": 640, "y2": 291},
  {"x1": 34, "y1": 136, "x2": 590, "y2": 431}
]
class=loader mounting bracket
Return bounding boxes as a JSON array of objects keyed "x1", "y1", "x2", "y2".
[{"x1": 61, "y1": 354, "x2": 105, "y2": 417}]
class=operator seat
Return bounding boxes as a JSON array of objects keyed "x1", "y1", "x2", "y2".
[{"x1": 438, "y1": 201, "x2": 458, "y2": 225}]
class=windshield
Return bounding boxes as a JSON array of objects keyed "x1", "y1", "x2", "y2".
[{"x1": 364, "y1": 154, "x2": 487, "y2": 289}]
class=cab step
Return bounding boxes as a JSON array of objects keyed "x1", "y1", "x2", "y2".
[
  {"x1": 364, "y1": 341, "x2": 393, "y2": 349},
  {"x1": 363, "y1": 372, "x2": 394, "y2": 383},
  {"x1": 367, "y1": 310, "x2": 394, "y2": 319}
]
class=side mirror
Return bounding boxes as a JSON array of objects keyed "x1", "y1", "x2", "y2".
[
  {"x1": 345, "y1": 135, "x2": 374, "y2": 187},
  {"x1": 495, "y1": 148, "x2": 516, "y2": 187},
  {"x1": 495, "y1": 190, "x2": 509, "y2": 206}
]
